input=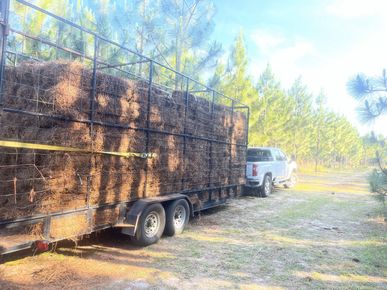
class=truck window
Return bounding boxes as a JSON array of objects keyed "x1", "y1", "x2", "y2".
[
  {"x1": 274, "y1": 150, "x2": 287, "y2": 161},
  {"x1": 273, "y1": 149, "x2": 283, "y2": 161},
  {"x1": 247, "y1": 149, "x2": 273, "y2": 162},
  {"x1": 279, "y1": 150, "x2": 288, "y2": 161}
]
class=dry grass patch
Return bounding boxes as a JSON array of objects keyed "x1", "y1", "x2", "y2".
[{"x1": 1, "y1": 170, "x2": 386, "y2": 289}]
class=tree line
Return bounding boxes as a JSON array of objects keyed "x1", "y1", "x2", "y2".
[
  {"x1": 209, "y1": 33, "x2": 384, "y2": 169},
  {"x1": 10, "y1": 0, "x2": 385, "y2": 169}
]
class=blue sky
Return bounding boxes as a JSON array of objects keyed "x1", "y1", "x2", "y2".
[{"x1": 212, "y1": 0, "x2": 387, "y2": 136}]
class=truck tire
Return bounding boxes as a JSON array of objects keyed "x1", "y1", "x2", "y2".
[
  {"x1": 260, "y1": 174, "x2": 272, "y2": 197},
  {"x1": 132, "y1": 203, "x2": 166, "y2": 246},
  {"x1": 284, "y1": 171, "x2": 297, "y2": 188},
  {"x1": 164, "y1": 199, "x2": 190, "y2": 236}
]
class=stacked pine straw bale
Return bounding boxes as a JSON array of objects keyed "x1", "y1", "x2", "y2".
[{"x1": 0, "y1": 61, "x2": 246, "y2": 241}]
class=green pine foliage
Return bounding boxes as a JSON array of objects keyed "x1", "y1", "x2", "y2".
[
  {"x1": 348, "y1": 70, "x2": 387, "y2": 212},
  {"x1": 211, "y1": 33, "x2": 374, "y2": 170}
]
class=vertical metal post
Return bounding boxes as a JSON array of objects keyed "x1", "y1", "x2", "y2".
[
  {"x1": 87, "y1": 36, "x2": 98, "y2": 208},
  {"x1": 181, "y1": 77, "x2": 189, "y2": 191},
  {"x1": 143, "y1": 60, "x2": 153, "y2": 197},
  {"x1": 86, "y1": 175, "x2": 91, "y2": 208},
  {"x1": 244, "y1": 107, "x2": 250, "y2": 181},
  {"x1": 229, "y1": 100, "x2": 234, "y2": 185},
  {"x1": 208, "y1": 91, "x2": 215, "y2": 187},
  {"x1": 87, "y1": 207, "x2": 93, "y2": 233},
  {"x1": 43, "y1": 216, "x2": 52, "y2": 240},
  {"x1": 245, "y1": 107, "x2": 250, "y2": 147},
  {"x1": 89, "y1": 36, "x2": 98, "y2": 134},
  {"x1": 0, "y1": 0, "x2": 10, "y2": 105}
]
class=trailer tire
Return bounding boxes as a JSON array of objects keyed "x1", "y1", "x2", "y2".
[
  {"x1": 284, "y1": 171, "x2": 297, "y2": 188},
  {"x1": 132, "y1": 203, "x2": 165, "y2": 246},
  {"x1": 260, "y1": 174, "x2": 272, "y2": 197},
  {"x1": 164, "y1": 199, "x2": 190, "y2": 236}
]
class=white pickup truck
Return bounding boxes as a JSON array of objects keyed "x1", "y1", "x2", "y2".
[{"x1": 245, "y1": 147, "x2": 297, "y2": 197}]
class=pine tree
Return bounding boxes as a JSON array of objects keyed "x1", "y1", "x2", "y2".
[
  {"x1": 287, "y1": 77, "x2": 313, "y2": 161},
  {"x1": 159, "y1": 0, "x2": 221, "y2": 86},
  {"x1": 348, "y1": 70, "x2": 387, "y2": 122},
  {"x1": 348, "y1": 70, "x2": 386, "y2": 214},
  {"x1": 311, "y1": 91, "x2": 326, "y2": 171},
  {"x1": 254, "y1": 64, "x2": 294, "y2": 150},
  {"x1": 209, "y1": 32, "x2": 258, "y2": 144}
]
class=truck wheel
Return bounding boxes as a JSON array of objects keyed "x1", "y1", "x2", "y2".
[
  {"x1": 132, "y1": 203, "x2": 165, "y2": 246},
  {"x1": 284, "y1": 172, "x2": 297, "y2": 188},
  {"x1": 260, "y1": 174, "x2": 272, "y2": 197},
  {"x1": 164, "y1": 199, "x2": 190, "y2": 236}
]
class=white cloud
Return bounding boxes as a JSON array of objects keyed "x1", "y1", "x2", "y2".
[
  {"x1": 250, "y1": 28, "x2": 285, "y2": 53},
  {"x1": 249, "y1": 28, "x2": 315, "y2": 87},
  {"x1": 269, "y1": 40, "x2": 314, "y2": 67},
  {"x1": 326, "y1": 0, "x2": 387, "y2": 18}
]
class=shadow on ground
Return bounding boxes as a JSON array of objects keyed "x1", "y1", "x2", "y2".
[{"x1": 1, "y1": 171, "x2": 386, "y2": 289}]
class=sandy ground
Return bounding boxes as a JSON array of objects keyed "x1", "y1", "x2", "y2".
[{"x1": 0, "y1": 170, "x2": 386, "y2": 289}]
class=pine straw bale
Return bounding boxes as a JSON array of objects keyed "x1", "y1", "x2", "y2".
[
  {"x1": 210, "y1": 143, "x2": 230, "y2": 187},
  {"x1": 229, "y1": 111, "x2": 247, "y2": 185},
  {"x1": 89, "y1": 126, "x2": 147, "y2": 204},
  {"x1": 231, "y1": 111, "x2": 247, "y2": 144},
  {"x1": 146, "y1": 133, "x2": 184, "y2": 195},
  {"x1": 0, "y1": 112, "x2": 90, "y2": 220},
  {"x1": 148, "y1": 89, "x2": 185, "y2": 134},
  {"x1": 188, "y1": 192, "x2": 203, "y2": 210},
  {"x1": 230, "y1": 144, "x2": 247, "y2": 185},
  {"x1": 183, "y1": 139, "x2": 210, "y2": 190},
  {"x1": 0, "y1": 61, "x2": 147, "y2": 219},
  {"x1": 3, "y1": 61, "x2": 90, "y2": 122},
  {"x1": 92, "y1": 207, "x2": 120, "y2": 227},
  {"x1": 3, "y1": 60, "x2": 148, "y2": 129},
  {"x1": 212, "y1": 104, "x2": 232, "y2": 142},
  {"x1": 91, "y1": 125, "x2": 145, "y2": 156},
  {"x1": 0, "y1": 223, "x2": 44, "y2": 250},
  {"x1": 49, "y1": 213, "x2": 89, "y2": 240},
  {"x1": 185, "y1": 95, "x2": 213, "y2": 138},
  {"x1": 0, "y1": 115, "x2": 92, "y2": 150},
  {"x1": 0, "y1": 150, "x2": 90, "y2": 220},
  {"x1": 0, "y1": 60, "x2": 247, "y2": 232},
  {"x1": 93, "y1": 74, "x2": 145, "y2": 127},
  {"x1": 90, "y1": 155, "x2": 146, "y2": 205}
]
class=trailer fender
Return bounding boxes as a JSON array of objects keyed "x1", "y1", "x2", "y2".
[{"x1": 119, "y1": 194, "x2": 193, "y2": 236}]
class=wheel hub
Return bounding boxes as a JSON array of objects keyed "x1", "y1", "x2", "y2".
[
  {"x1": 290, "y1": 174, "x2": 296, "y2": 186},
  {"x1": 287, "y1": 174, "x2": 297, "y2": 187},
  {"x1": 144, "y1": 212, "x2": 160, "y2": 238},
  {"x1": 265, "y1": 178, "x2": 271, "y2": 194},
  {"x1": 173, "y1": 205, "x2": 186, "y2": 228}
]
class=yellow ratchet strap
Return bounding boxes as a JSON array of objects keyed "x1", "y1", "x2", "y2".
[{"x1": 0, "y1": 140, "x2": 157, "y2": 159}]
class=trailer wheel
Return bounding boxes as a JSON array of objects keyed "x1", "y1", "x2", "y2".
[
  {"x1": 132, "y1": 203, "x2": 165, "y2": 246},
  {"x1": 260, "y1": 174, "x2": 272, "y2": 197},
  {"x1": 164, "y1": 199, "x2": 190, "y2": 236},
  {"x1": 284, "y1": 171, "x2": 297, "y2": 188}
]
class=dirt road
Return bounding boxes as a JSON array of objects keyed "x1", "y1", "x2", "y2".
[{"x1": 1, "y1": 170, "x2": 386, "y2": 289}]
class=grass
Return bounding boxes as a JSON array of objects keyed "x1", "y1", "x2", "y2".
[
  {"x1": 275, "y1": 195, "x2": 330, "y2": 220},
  {"x1": 0, "y1": 170, "x2": 386, "y2": 289}
]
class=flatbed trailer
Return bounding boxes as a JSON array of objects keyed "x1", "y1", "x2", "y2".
[{"x1": 0, "y1": 0, "x2": 249, "y2": 255}]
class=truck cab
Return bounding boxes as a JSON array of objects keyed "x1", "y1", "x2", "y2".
[{"x1": 245, "y1": 147, "x2": 297, "y2": 197}]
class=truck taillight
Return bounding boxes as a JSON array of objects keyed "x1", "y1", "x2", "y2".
[{"x1": 252, "y1": 164, "x2": 258, "y2": 176}]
